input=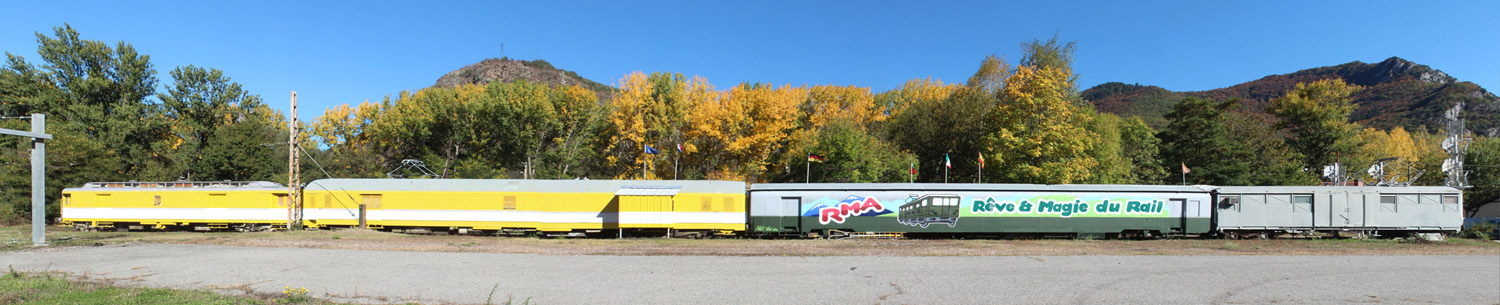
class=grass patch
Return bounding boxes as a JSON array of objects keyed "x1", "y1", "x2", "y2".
[{"x1": 0, "y1": 270, "x2": 332, "y2": 304}]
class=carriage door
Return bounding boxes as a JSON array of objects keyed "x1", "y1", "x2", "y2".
[
  {"x1": 1172, "y1": 198, "x2": 1187, "y2": 233},
  {"x1": 616, "y1": 186, "x2": 680, "y2": 228},
  {"x1": 780, "y1": 197, "x2": 802, "y2": 233},
  {"x1": 1328, "y1": 193, "x2": 1349, "y2": 227}
]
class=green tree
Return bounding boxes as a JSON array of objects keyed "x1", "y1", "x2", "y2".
[
  {"x1": 1119, "y1": 116, "x2": 1167, "y2": 184},
  {"x1": 793, "y1": 121, "x2": 915, "y2": 183},
  {"x1": 0, "y1": 24, "x2": 163, "y2": 221},
  {"x1": 1160, "y1": 97, "x2": 1311, "y2": 185},
  {"x1": 1224, "y1": 111, "x2": 1317, "y2": 185},
  {"x1": 1159, "y1": 97, "x2": 1250, "y2": 185},
  {"x1": 159, "y1": 65, "x2": 267, "y2": 180},
  {"x1": 886, "y1": 58, "x2": 997, "y2": 183},
  {"x1": 1465, "y1": 137, "x2": 1500, "y2": 211},
  {"x1": 1267, "y1": 79, "x2": 1363, "y2": 172},
  {"x1": 1084, "y1": 112, "x2": 1131, "y2": 184}
]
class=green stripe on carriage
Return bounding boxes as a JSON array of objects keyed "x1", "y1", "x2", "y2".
[{"x1": 782, "y1": 216, "x2": 1213, "y2": 234}]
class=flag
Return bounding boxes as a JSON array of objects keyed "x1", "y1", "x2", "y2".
[
  {"x1": 1181, "y1": 162, "x2": 1190, "y2": 174},
  {"x1": 945, "y1": 154, "x2": 951, "y2": 169},
  {"x1": 978, "y1": 154, "x2": 985, "y2": 169},
  {"x1": 910, "y1": 163, "x2": 917, "y2": 174},
  {"x1": 645, "y1": 145, "x2": 660, "y2": 155},
  {"x1": 808, "y1": 154, "x2": 825, "y2": 163},
  {"x1": 676, "y1": 143, "x2": 683, "y2": 153}
]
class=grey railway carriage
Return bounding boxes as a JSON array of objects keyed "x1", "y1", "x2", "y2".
[
  {"x1": 1214, "y1": 186, "x2": 1462, "y2": 238},
  {"x1": 749, "y1": 183, "x2": 1214, "y2": 238}
]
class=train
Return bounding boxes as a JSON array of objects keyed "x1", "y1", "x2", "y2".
[{"x1": 59, "y1": 179, "x2": 1464, "y2": 239}]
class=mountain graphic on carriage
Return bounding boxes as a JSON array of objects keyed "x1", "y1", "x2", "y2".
[{"x1": 897, "y1": 194, "x2": 962, "y2": 228}]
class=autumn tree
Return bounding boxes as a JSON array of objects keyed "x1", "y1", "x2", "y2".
[
  {"x1": 982, "y1": 37, "x2": 1098, "y2": 184},
  {"x1": 603, "y1": 72, "x2": 700, "y2": 179},
  {"x1": 309, "y1": 100, "x2": 386, "y2": 178},
  {"x1": 685, "y1": 83, "x2": 803, "y2": 181},
  {"x1": 1268, "y1": 79, "x2": 1363, "y2": 172}
]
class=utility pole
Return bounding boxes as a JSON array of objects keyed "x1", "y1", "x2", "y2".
[
  {"x1": 0, "y1": 114, "x2": 51, "y2": 245},
  {"x1": 288, "y1": 91, "x2": 301, "y2": 229}
]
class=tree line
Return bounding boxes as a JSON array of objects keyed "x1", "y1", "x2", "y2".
[{"x1": 1, "y1": 26, "x2": 1496, "y2": 223}]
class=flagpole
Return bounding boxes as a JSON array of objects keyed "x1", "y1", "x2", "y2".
[{"x1": 806, "y1": 160, "x2": 810, "y2": 183}]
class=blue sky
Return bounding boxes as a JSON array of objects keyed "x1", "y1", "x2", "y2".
[{"x1": 3, "y1": 1, "x2": 1496, "y2": 119}]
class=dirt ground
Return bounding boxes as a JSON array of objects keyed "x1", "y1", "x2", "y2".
[{"x1": 4, "y1": 225, "x2": 1497, "y2": 256}]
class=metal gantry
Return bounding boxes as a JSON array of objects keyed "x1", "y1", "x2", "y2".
[{"x1": 0, "y1": 114, "x2": 52, "y2": 245}]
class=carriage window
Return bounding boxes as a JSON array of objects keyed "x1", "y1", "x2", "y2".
[
  {"x1": 701, "y1": 197, "x2": 713, "y2": 211},
  {"x1": 1380, "y1": 195, "x2": 1397, "y2": 212},
  {"x1": 503, "y1": 196, "x2": 517, "y2": 210},
  {"x1": 1291, "y1": 195, "x2": 1312, "y2": 212},
  {"x1": 361, "y1": 194, "x2": 383, "y2": 209},
  {"x1": 1441, "y1": 195, "x2": 1458, "y2": 205},
  {"x1": 1222, "y1": 196, "x2": 1239, "y2": 205},
  {"x1": 154, "y1": 195, "x2": 162, "y2": 206},
  {"x1": 723, "y1": 197, "x2": 734, "y2": 212}
]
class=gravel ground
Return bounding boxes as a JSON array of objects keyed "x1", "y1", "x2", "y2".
[{"x1": 4, "y1": 243, "x2": 1497, "y2": 304}]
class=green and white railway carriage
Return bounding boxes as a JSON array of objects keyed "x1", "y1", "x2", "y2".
[
  {"x1": 748, "y1": 183, "x2": 1213, "y2": 238},
  {"x1": 1214, "y1": 186, "x2": 1463, "y2": 238}
]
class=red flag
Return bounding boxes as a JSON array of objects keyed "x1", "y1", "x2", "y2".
[
  {"x1": 910, "y1": 163, "x2": 917, "y2": 174},
  {"x1": 1181, "y1": 162, "x2": 1190, "y2": 174},
  {"x1": 979, "y1": 154, "x2": 985, "y2": 169},
  {"x1": 808, "y1": 154, "x2": 825, "y2": 163}
]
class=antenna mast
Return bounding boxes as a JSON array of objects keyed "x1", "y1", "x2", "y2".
[{"x1": 1442, "y1": 103, "x2": 1472, "y2": 188}]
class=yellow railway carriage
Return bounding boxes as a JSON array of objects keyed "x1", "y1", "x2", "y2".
[
  {"x1": 60, "y1": 181, "x2": 291, "y2": 231},
  {"x1": 301, "y1": 179, "x2": 747, "y2": 236}
]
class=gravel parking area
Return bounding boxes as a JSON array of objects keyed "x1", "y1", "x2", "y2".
[{"x1": 4, "y1": 243, "x2": 1497, "y2": 304}]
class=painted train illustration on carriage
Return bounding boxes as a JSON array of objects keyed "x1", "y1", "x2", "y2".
[{"x1": 897, "y1": 194, "x2": 962, "y2": 228}]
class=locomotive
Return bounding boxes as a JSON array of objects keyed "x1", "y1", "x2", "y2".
[{"x1": 59, "y1": 179, "x2": 1463, "y2": 239}]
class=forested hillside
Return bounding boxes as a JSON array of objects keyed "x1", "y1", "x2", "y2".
[
  {"x1": 2, "y1": 26, "x2": 1497, "y2": 224},
  {"x1": 1084, "y1": 57, "x2": 1500, "y2": 135}
]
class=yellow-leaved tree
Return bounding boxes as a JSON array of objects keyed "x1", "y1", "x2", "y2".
[
  {"x1": 687, "y1": 83, "x2": 805, "y2": 181},
  {"x1": 604, "y1": 72, "x2": 699, "y2": 179},
  {"x1": 983, "y1": 64, "x2": 1098, "y2": 183}
]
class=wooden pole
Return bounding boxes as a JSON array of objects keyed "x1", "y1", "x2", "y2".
[{"x1": 289, "y1": 91, "x2": 300, "y2": 229}]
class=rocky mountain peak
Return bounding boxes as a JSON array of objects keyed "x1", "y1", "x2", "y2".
[
  {"x1": 1370, "y1": 56, "x2": 1456, "y2": 84},
  {"x1": 433, "y1": 58, "x2": 615, "y2": 101}
]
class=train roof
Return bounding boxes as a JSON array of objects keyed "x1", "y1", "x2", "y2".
[
  {"x1": 63, "y1": 181, "x2": 286, "y2": 192},
  {"x1": 749, "y1": 183, "x2": 1214, "y2": 193},
  {"x1": 1214, "y1": 185, "x2": 1460, "y2": 193},
  {"x1": 304, "y1": 179, "x2": 746, "y2": 194}
]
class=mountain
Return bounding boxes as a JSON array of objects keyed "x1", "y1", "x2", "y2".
[
  {"x1": 433, "y1": 58, "x2": 616, "y2": 101},
  {"x1": 1083, "y1": 57, "x2": 1499, "y2": 136}
]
